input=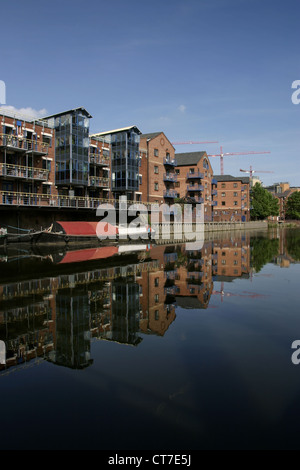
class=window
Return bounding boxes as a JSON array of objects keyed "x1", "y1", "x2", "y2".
[
  {"x1": 175, "y1": 169, "x2": 180, "y2": 174},
  {"x1": 222, "y1": 183, "x2": 226, "y2": 188},
  {"x1": 234, "y1": 183, "x2": 238, "y2": 188},
  {"x1": 189, "y1": 168, "x2": 195, "y2": 174},
  {"x1": 222, "y1": 201, "x2": 226, "y2": 206},
  {"x1": 222, "y1": 192, "x2": 226, "y2": 197},
  {"x1": 154, "y1": 182, "x2": 159, "y2": 191},
  {"x1": 155, "y1": 310, "x2": 159, "y2": 320},
  {"x1": 154, "y1": 166, "x2": 159, "y2": 174},
  {"x1": 154, "y1": 149, "x2": 159, "y2": 157},
  {"x1": 234, "y1": 260, "x2": 238, "y2": 265},
  {"x1": 222, "y1": 251, "x2": 226, "y2": 256},
  {"x1": 154, "y1": 278, "x2": 159, "y2": 287},
  {"x1": 155, "y1": 294, "x2": 159, "y2": 303},
  {"x1": 234, "y1": 201, "x2": 238, "y2": 206},
  {"x1": 221, "y1": 260, "x2": 226, "y2": 265},
  {"x1": 175, "y1": 182, "x2": 180, "y2": 188},
  {"x1": 42, "y1": 160, "x2": 51, "y2": 171},
  {"x1": 234, "y1": 192, "x2": 238, "y2": 197},
  {"x1": 139, "y1": 175, "x2": 142, "y2": 185}
]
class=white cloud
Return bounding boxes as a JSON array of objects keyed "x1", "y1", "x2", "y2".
[
  {"x1": 178, "y1": 104, "x2": 186, "y2": 113},
  {"x1": 0, "y1": 105, "x2": 47, "y2": 119}
]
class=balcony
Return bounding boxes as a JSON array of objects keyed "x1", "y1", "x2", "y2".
[
  {"x1": 212, "y1": 189, "x2": 217, "y2": 196},
  {"x1": 187, "y1": 184, "x2": 204, "y2": 192},
  {"x1": 163, "y1": 190, "x2": 177, "y2": 199},
  {"x1": 0, "y1": 190, "x2": 108, "y2": 210},
  {"x1": 212, "y1": 201, "x2": 217, "y2": 206},
  {"x1": 163, "y1": 157, "x2": 177, "y2": 167},
  {"x1": 0, "y1": 134, "x2": 49, "y2": 156},
  {"x1": 88, "y1": 176, "x2": 110, "y2": 188},
  {"x1": 0, "y1": 163, "x2": 49, "y2": 181},
  {"x1": 187, "y1": 196, "x2": 204, "y2": 203},
  {"x1": 163, "y1": 173, "x2": 177, "y2": 183},
  {"x1": 211, "y1": 178, "x2": 218, "y2": 185},
  {"x1": 186, "y1": 170, "x2": 204, "y2": 179},
  {"x1": 89, "y1": 154, "x2": 110, "y2": 167}
]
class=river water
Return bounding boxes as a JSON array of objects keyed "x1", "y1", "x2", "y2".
[{"x1": 0, "y1": 228, "x2": 300, "y2": 450}]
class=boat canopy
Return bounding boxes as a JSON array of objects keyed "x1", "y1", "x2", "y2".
[{"x1": 52, "y1": 221, "x2": 118, "y2": 237}]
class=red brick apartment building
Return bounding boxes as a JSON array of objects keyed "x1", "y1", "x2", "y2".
[
  {"x1": 88, "y1": 135, "x2": 111, "y2": 201},
  {"x1": 139, "y1": 132, "x2": 176, "y2": 205},
  {"x1": 0, "y1": 110, "x2": 57, "y2": 205},
  {"x1": 174, "y1": 151, "x2": 217, "y2": 221},
  {"x1": 213, "y1": 175, "x2": 250, "y2": 222}
]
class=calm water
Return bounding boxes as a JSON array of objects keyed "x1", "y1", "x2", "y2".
[{"x1": 0, "y1": 228, "x2": 300, "y2": 450}]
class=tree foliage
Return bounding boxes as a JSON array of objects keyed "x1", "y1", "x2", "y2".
[
  {"x1": 250, "y1": 183, "x2": 279, "y2": 220},
  {"x1": 285, "y1": 192, "x2": 300, "y2": 220}
]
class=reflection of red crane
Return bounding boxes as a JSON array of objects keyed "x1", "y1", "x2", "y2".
[
  {"x1": 240, "y1": 166, "x2": 274, "y2": 178},
  {"x1": 207, "y1": 146, "x2": 271, "y2": 175},
  {"x1": 212, "y1": 281, "x2": 267, "y2": 302}
]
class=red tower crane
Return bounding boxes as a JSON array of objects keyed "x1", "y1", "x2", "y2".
[
  {"x1": 207, "y1": 146, "x2": 271, "y2": 175},
  {"x1": 240, "y1": 166, "x2": 274, "y2": 178}
]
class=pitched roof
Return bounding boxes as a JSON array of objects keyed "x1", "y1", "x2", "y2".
[
  {"x1": 140, "y1": 132, "x2": 162, "y2": 140},
  {"x1": 42, "y1": 107, "x2": 92, "y2": 119},
  {"x1": 175, "y1": 151, "x2": 207, "y2": 166},
  {"x1": 91, "y1": 125, "x2": 141, "y2": 137},
  {"x1": 214, "y1": 174, "x2": 250, "y2": 184}
]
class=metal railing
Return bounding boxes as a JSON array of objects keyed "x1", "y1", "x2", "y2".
[
  {"x1": 0, "y1": 134, "x2": 49, "y2": 154},
  {"x1": 186, "y1": 171, "x2": 204, "y2": 179},
  {"x1": 163, "y1": 190, "x2": 177, "y2": 198},
  {"x1": 163, "y1": 173, "x2": 177, "y2": 182},
  {"x1": 163, "y1": 157, "x2": 177, "y2": 166},
  {"x1": 0, "y1": 163, "x2": 49, "y2": 181},
  {"x1": 88, "y1": 176, "x2": 110, "y2": 187},
  {"x1": 89, "y1": 155, "x2": 110, "y2": 166},
  {"x1": 187, "y1": 184, "x2": 204, "y2": 192}
]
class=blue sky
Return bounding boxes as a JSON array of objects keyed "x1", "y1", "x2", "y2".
[{"x1": 1, "y1": 0, "x2": 299, "y2": 186}]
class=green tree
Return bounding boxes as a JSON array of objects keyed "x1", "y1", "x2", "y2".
[
  {"x1": 250, "y1": 183, "x2": 279, "y2": 220},
  {"x1": 285, "y1": 192, "x2": 300, "y2": 220}
]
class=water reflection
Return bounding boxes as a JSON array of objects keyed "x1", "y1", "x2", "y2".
[{"x1": 0, "y1": 229, "x2": 299, "y2": 375}]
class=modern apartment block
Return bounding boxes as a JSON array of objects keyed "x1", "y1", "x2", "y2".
[
  {"x1": 0, "y1": 108, "x2": 56, "y2": 205},
  {"x1": 91, "y1": 126, "x2": 141, "y2": 202},
  {"x1": 213, "y1": 175, "x2": 250, "y2": 222},
  {"x1": 174, "y1": 151, "x2": 217, "y2": 221},
  {"x1": 139, "y1": 132, "x2": 177, "y2": 205},
  {"x1": 43, "y1": 107, "x2": 92, "y2": 197}
]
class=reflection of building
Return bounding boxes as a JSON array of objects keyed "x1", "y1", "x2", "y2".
[
  {"x1": 49, "y1": 286, "x2": 93, "y2": 369},
  {"x1": 212, "y1": 235, "x2": 251, "y2": 280},
  {"x1": 173, "y1": 242, "x2": 214, "y2": 309}
]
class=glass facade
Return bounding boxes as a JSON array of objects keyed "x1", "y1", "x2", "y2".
[
  {"x1": 111, "y1": 128, "x2": 140, "y2": 198},
  {"x1": 46, "y1": 109, "x2": 90, "y2": 187}
]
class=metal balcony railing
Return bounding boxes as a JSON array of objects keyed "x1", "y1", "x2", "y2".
[
  {"x1": 89, "y1": 154, "x2": 110, "y2": 166},
  {"x1": 187, "y1": 184, "x2": 204, "y2": 192},
  {"x1": 163, "y1": 190, "x2": 177, "y2": 198},
  {"x1": 0, "y1": 134, "x2": 49, "y2": 155},
  {"x1": 88, "y1": 176, "x2": 110, "y2": 188},
  {"x1": 212, "y1": 189, "x2": 217, "y2": 196},
  {"x1": 163, "y1": 173, "x2": 177, "y2": 182},
  {"x1": 163, "y1": 157, "x2": 177, "y2": 166},
  {"x1": 211, "y1": 178, "x2": 218, "y2": 185},
  {"x1": 186, "y1": 170, "x2": 204, "y2": 179},
  {"x1": 0, "y1": 163, "x2": 49, "y2": 181}
]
